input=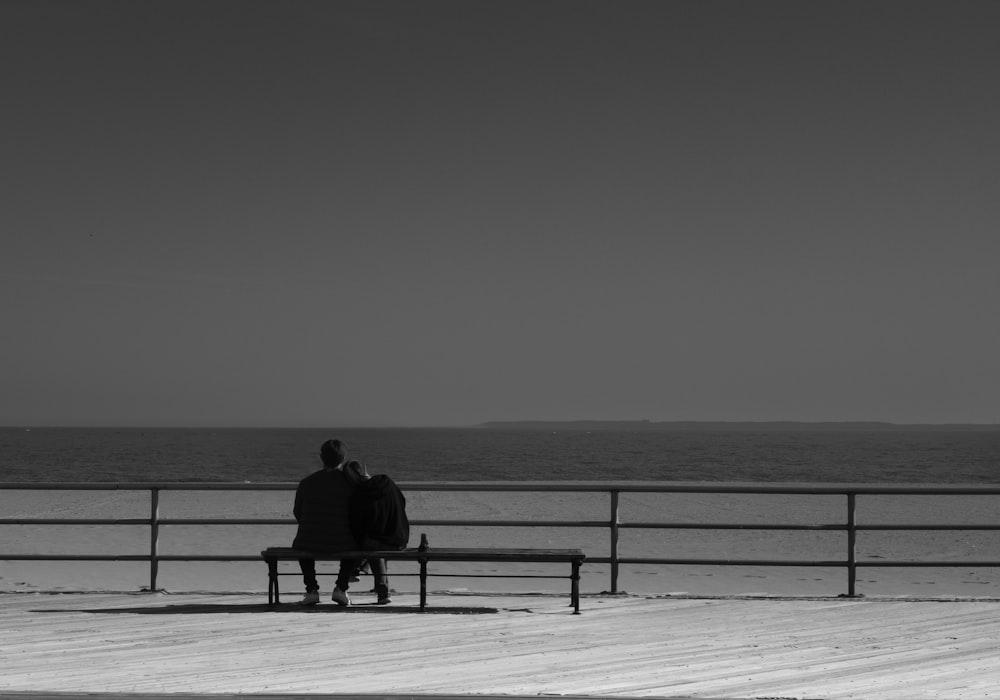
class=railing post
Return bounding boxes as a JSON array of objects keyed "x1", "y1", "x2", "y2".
[
  {"x1": 149, "y1": 487, "x2": 160, "y2": 592},
  {"x1": 846, "y1": 491, "x2": 857, "y2": 597},
  {"x1": 610, "y1": 489, "x2": 620, "y2": 593}
]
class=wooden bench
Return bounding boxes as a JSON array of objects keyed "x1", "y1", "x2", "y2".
[{"x1": 261, "y1": 543, "x2": 586, "y2": 613}]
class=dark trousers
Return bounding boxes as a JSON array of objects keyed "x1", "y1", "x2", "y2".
[
  {"x1": 347, "y1": 558, "x2": 390, "y2": 597},
  {"x1": 368, "y1": 558, "x2": 389, "y2": 598},
  {"x1": 298, "y1": 557, "x2": 362, "y2": 593}
]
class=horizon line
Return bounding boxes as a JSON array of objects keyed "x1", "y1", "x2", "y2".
[{"x1": 3, "y1": 419, "x2": 998, "y2": 430}]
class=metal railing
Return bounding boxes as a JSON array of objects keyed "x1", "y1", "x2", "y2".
[{"x1": 2, "y1": 481, "x2": 1000, "y2": 596}]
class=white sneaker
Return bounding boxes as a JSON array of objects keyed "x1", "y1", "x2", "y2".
[
  {"x1": 331, "y1": 587, "x2": 351, "y2": 606},
  {"x1": 299, "y1": 591, "x2": 320, "y2": 606}
]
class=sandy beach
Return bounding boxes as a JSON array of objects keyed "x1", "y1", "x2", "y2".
[{"x1": 3, "y1": 485, "x2": 1000, "y2": 599}]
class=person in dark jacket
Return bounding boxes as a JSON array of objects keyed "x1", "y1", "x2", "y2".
[
  {"x1": 292, "y1": 439, "x2": 361, "y2": 606},
  {"x1": 344, "y1": 460, "x2": 409, "y2": 604}
]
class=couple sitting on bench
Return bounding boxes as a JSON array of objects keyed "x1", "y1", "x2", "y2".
[{"x1": 292, "y1": 438, "x2": 409, "y2": 606}]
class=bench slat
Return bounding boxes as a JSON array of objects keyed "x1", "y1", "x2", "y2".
[
  {"x1": 261, "y1": 544, "x2": 585, "y2": 613},
  {"x1": 262, "y1": 547, "x2": 585, "y2": 562}
]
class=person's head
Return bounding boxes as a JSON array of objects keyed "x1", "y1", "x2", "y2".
[
  {"x1": 344, "y1": 459, "x2": 370, "y2": 484},
  {"x1": 319, "y1": 439, "x2": 346, "y2": 468}
]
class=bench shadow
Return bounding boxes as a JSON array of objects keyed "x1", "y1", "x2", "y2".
[{"x1": 32, "y1": 603, "x2": 499, "y2": 615}]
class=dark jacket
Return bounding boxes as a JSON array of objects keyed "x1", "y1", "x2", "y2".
[
  {"x1": 349, "y1": 474, "x2": 410, "y2": 550},
  {"x1": 292, "y1": 467, "x2": 358, "y2": 552}
]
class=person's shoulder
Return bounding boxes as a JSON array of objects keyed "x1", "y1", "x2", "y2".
[
  {"x1": 377, "y1": 474, "x2": 402, "y2": 489},
  {"x1": 363, "y1": 474, "x2": 401, "y2": 494},
  {"x1": 298, "y1": 468, "x2": 326, "y2": 485}
]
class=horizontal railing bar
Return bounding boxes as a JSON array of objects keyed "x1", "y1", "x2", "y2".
[
  {"x1": 581, "y1": 557, "x2": 1000, "y2": 568},
  {"x1": 8, "y1": 554, "x2": 993, "y2": 567},
  {"x1": 158, "y1": 555, "x2": 268, "y2": 561},
  {"x1": 619, "y1": 522, "x2": 847, "y2": 531},
  {"x1": 126, "y1": 518, "x2": 604, "y2": 528},
  {"x1": 411, "y1": 519, "x2": 607, "y2": 528},
  {"x1": 0, "y1": 518, "x2": 607, "y2": 527},
  {"x1": 0, "y1": 554, "x2": 154, "y2": 561},
  {"x1": 403, "y1": 573, "x2": 569, "y2": 579},
  {"x1": 855, "y1": 561, "x2": 1000, "y2": 568},
  {"x1": 612, "y1": 557, "x2": 850, "y2": 567},
  {"x1": 156, "y1": 519, "x2": 290, "y2": 526},
  {"x1": 0, "y1": 518, "x2": 295, "y2": 526},
  {"x1": 8, "y1": 555, "x2": 994, "y2": 567},
  {"x1": 5, "y1": 481, "x2": 1000, "y2": 495},
  {"x1": 9, "y1": 519, "x2": 1000, "y2": 532},
  {"x1": 620, "y1": 522, "x2": 1000, "y2": 531},
  {"x1": 0, "y1": 554, "x2": 266, "y2": 561},
  {"x1": 0, "y1": 519, "x2": 152, "y2": 525},
  {"x1": 0, "y1": 483, "x2": 299, "y2": 491},
  {"x1": 856, "y1": 524, "x2": 1000, "y2": 531},
  {"x1": 7, "y1": 517, "x2": 1000, "y2": 532}
]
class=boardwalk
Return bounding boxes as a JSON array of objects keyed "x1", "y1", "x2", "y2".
[{"x1": 2, "y1": 590, "x2": 1000, "y2": 699}]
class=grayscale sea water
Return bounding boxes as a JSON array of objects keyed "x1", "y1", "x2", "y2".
[{"x1": 2, "y1": 427, "x2": 999, "y2": 484}]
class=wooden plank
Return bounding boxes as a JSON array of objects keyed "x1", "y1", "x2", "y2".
[{"x1": 3, "y1": 592, "x2": 1000, "y2": 698}]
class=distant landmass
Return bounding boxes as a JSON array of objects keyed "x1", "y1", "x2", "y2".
[{"x1": 475, "y1": 420, "x2": 998, "y2": 432}]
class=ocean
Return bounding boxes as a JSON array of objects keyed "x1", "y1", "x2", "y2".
[{"x1": 2, "y1": 426, "x2": 999, "y2": 484}]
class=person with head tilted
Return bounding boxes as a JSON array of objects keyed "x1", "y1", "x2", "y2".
[{"x1": 344, "y1": 459, "x2": 410, "y2": 604}]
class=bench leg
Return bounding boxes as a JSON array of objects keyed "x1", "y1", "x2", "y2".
[
  {"x1": 571, "y1": 559, "x2": 581, "y2": 614},
  {"x1": 419, "y1": 558, "x2": 428, "y2": 610},
  {"x1": 266, "y1": 559, "x2": 279, "y2": 606}
]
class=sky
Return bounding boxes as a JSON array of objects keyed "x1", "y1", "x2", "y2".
[{"x1": 2, "y1": 0, "x2": 998, "y2": 428}]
